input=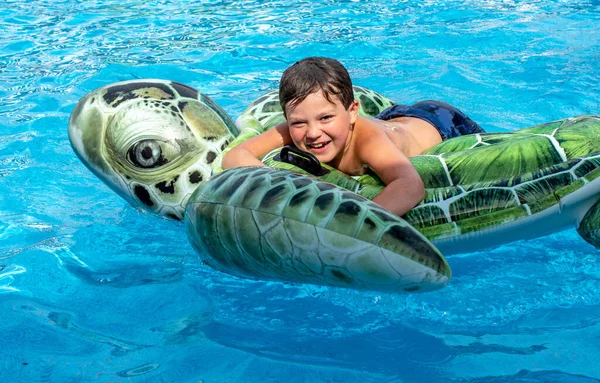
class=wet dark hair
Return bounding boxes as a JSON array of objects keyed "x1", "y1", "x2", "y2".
[{"x1": 279, "y1": 57, "x2": 354, "y2": 115}]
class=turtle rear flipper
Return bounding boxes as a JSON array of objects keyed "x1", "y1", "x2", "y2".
[{"x1": 577, "y1": 199, "x2": 600, "y2": 248}]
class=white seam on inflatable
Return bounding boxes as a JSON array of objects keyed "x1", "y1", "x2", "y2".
[
  {"x1": 506, "y1": 176, "x2": 552, "y2": 190},
  {"x1": 439, "y1": 155, "x2": 453, "y2": 186},
  {"x1": 510, "y1": 188, "x2": 520, "y2": 204},
  {"x1": 442, "y1": 204, "x2": 452, "y2": 222},
  {"x1": 558, "y1": 197, "x2": 563, "y2": 213},
  {"x1": 425, "y1": 187, "x2": 467, "y2": 222},
  {"x1": 469, "y1": 134, "x2": 482, "y2": 149},
  {"x1": 452, "y1": 222, "x2": 460, "y2": 235},
  {"x1": 426, "y1": 198, "x2": 452, "y2": 220},
  {"x1": 569, "y1": 169, "x2": 578, "y2": 179},
  {"x1": 569, "y1": 160, "x2": 583, "y2": 183},
  {"x1": 543, "y1": 134, "x2": 568, "y2": 162},
  {"x1": 416, "y1": 154, "x2": 454, "y2": 186}
]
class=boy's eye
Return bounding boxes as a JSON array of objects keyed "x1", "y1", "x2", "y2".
[{"x1": 321, "y1": 115, "x2": 333, "y2": 121}]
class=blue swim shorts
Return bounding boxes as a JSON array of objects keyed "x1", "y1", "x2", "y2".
[{"x1": 375, "y1": 100, "x2": 485, "y2": 140}]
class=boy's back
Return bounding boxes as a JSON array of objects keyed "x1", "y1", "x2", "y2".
[{"x1": 358, "y1": 115, "x2": 444, "y2": 161}]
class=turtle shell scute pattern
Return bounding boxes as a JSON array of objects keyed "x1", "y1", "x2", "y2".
[
  {"x1": 185, "y1": 167, "x2": 451, "y2": 292},
  {"x1": 401, "y1": 116, "x2": 600, "y2": 238}
]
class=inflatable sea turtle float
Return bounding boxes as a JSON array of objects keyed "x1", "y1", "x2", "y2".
[{"x1": 68, "y1": 79, "x2": 600, "y2": 293}]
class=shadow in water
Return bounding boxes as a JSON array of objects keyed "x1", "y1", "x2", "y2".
[{"x1": 202, "y1": 321, "x2": 453, "y2": 381}]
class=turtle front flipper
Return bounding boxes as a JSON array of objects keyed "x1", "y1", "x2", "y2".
[
  {"x1": 577, "y1": 199, "x2": 600, "y2": 248},
  {"x1": 185, "y1": 167, "x2": 451, "y2": 293}
]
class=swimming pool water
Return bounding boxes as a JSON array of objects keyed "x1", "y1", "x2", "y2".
[{"x1": 2, "y1": 1, "x2": 600, "y2": 382}]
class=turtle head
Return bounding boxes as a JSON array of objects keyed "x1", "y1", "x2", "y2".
[{"x1": 68, "y1": 79, "x2": 239, "y2": 220}]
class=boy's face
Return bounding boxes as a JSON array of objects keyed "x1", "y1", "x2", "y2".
[{"x1": 285, "y1": 90, "x2": 358, "y2": 165}]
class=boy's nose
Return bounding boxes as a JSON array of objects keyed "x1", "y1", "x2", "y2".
[{"x1": 305, "y1": 124, "x2": 322, "y2": 139}]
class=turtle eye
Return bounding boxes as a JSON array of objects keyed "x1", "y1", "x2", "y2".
[{"x1": 128, "y1": 139, "x2": 169, "y2": 168}]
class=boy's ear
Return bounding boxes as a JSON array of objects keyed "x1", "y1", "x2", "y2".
[{"x1": 349, "y1": 100, "x2": 359, "y2": 123}]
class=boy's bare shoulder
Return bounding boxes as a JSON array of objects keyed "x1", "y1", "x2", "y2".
[
  {"x1": 355, "y1": 115, "x2": 390, "y2": 137},
  {"x1": 357, "y1": 115, "x2": 442, "y2": 157},
  {"x1": 355, "y1": 116, "x2": 404, "y2": 145},
  {"x1": 356, "y1": 115, "x2": 424, "y2": 157}
]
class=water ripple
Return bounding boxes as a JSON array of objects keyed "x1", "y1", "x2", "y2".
[
  {"x1": 0, "y1": 264, "x2": 26, "y2": 292},
  {"x1": 1, "y1": 0, "x2": 598, "y2": 127}
]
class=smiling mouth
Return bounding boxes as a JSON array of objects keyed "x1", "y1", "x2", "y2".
[{"x1": 307, "y1": 141, "x2": 330, "y2": 150}]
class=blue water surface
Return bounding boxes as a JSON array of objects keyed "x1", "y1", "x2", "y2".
[{"x1": 1, "y1": 1, "x2": 600, "y2": 382}]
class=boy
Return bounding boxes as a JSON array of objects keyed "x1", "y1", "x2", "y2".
[{"x1": 222, "y1": 57, "x2": 484, "y2": 217}]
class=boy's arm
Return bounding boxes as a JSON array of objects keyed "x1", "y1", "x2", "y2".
[
  {"x1": 359, "y1": 134, "x2": 425, "y2": 217},
  {"x1": 222, "y1": 122, "x2": 293, "y2": 169}
]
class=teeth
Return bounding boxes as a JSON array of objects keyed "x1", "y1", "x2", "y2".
[{"x1": 310, "y1": 143, "x2": 326, "y2": 149}]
